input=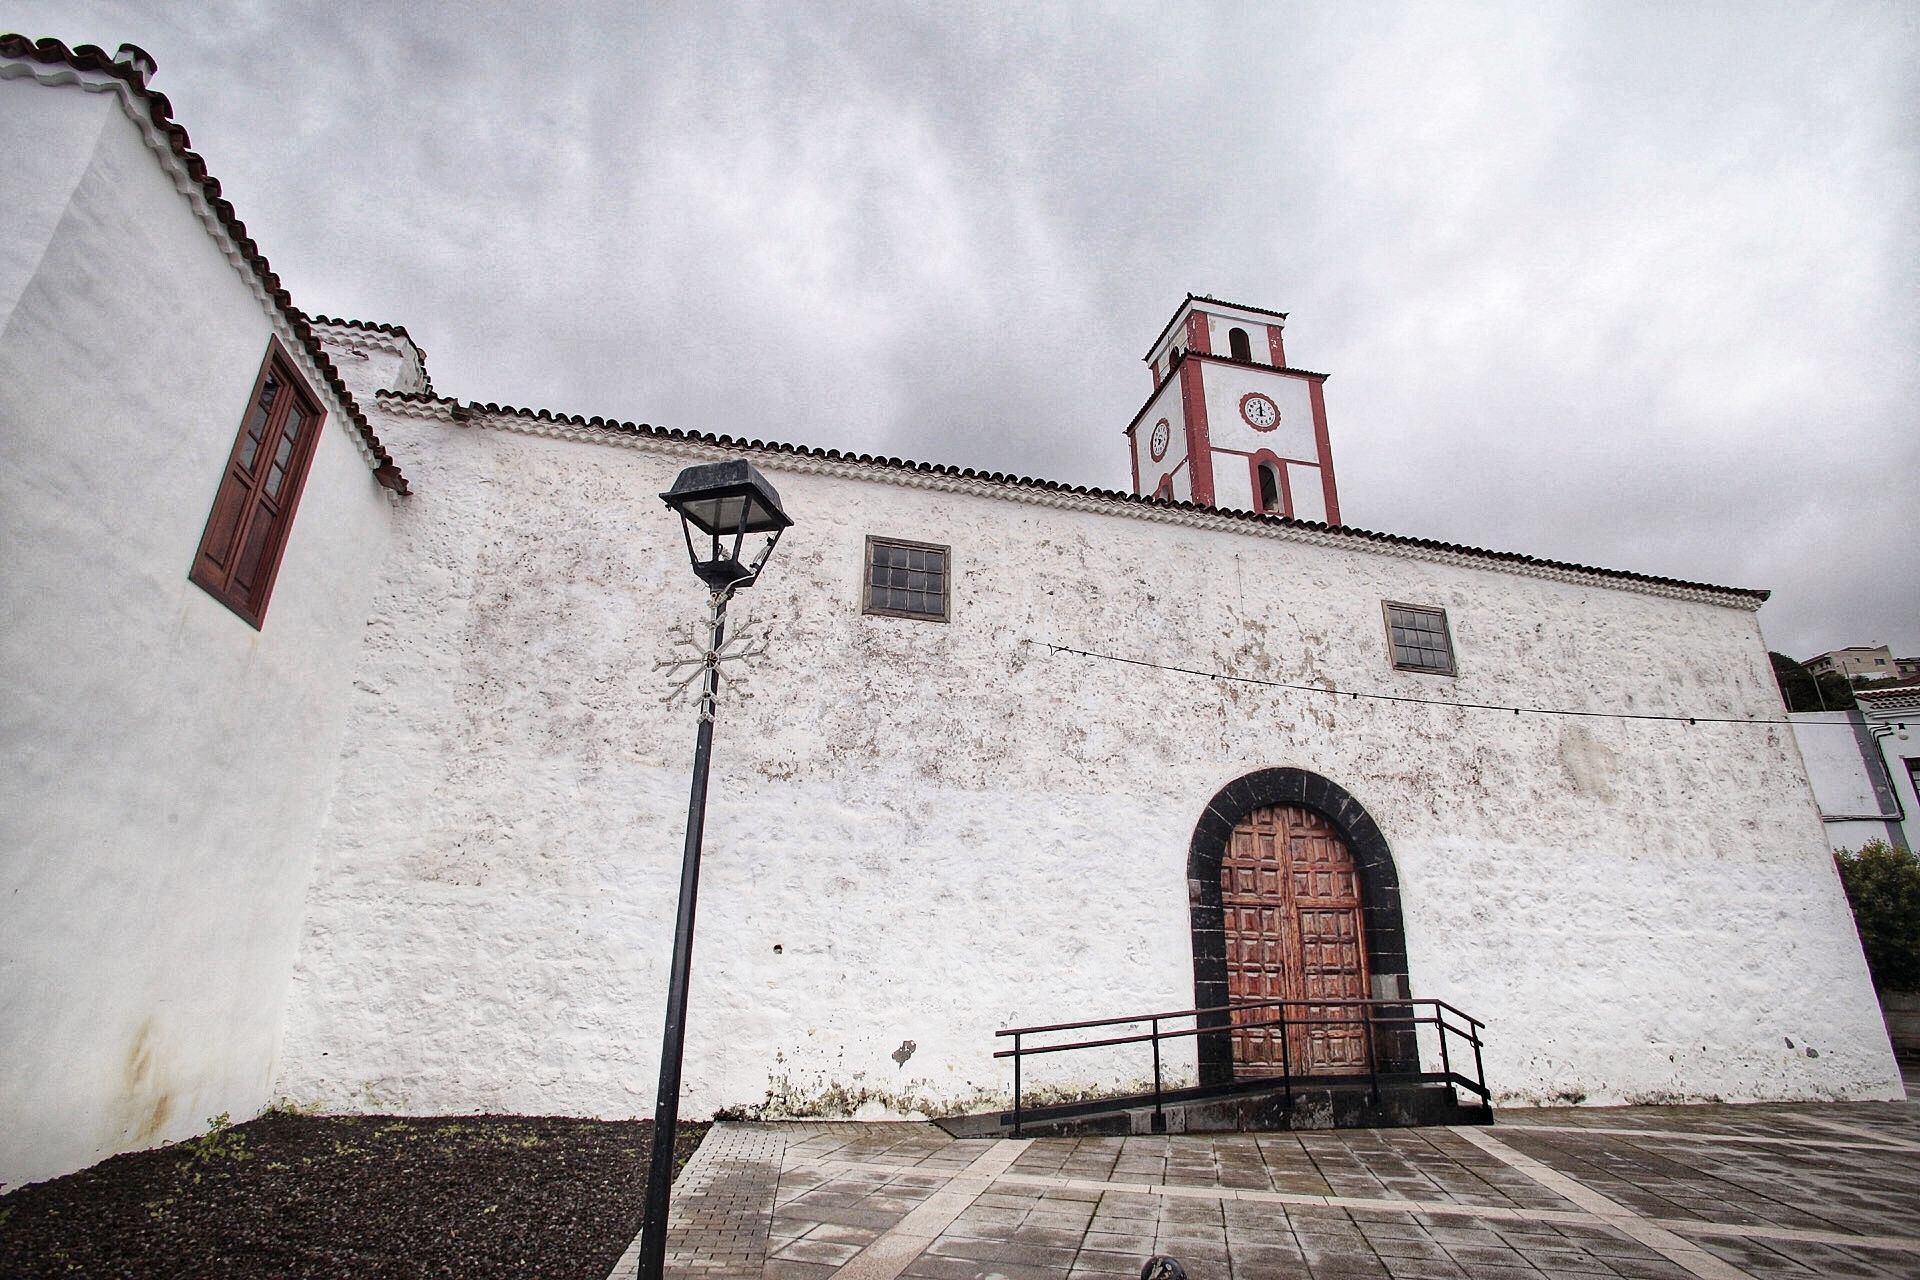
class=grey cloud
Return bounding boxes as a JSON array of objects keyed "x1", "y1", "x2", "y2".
[{"x1": 10, "y1": 0, "x2": 1915, "y2": 656}]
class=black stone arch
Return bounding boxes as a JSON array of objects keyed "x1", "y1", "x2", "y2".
[{"x1": 1188, "y1": 767, "x2": 1414, "y2": 1083}]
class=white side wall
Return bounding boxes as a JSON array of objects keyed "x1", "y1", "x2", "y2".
[
  {"x1": 1130, "y1": 377, "x2": 1186, "y2": 497},
  {"x1": 0, "y1": 76, "x2": 109, "y2": 330},
  {"x1": 1213, "y1": 453, "x2": 1255, "y2": 512},
  {"x1": 1288, "y1": 462, "x2": 1329, "y2": 523},
  {"x1": 1873, "y1": 723, "x2": 1920, "y2": 847},
  {"x1": 1789, "y1": 712, "x2": 1910, "y2": 851},
  {"x1": 1202, "y1": 365, "x2": 1319, "y2": 461},
  {"x1": 0, "y1": 75, "x2": 395, "y2": 1189},
  {"x1": 1792, "y1": 713, "x2": 1890, "y2": 819},
  {"x1": 276, "y1": 412, "x2": 1901, "y2": 1126},
  {"x1": 1203, "y1": 312, "x2": 1278, "y2": 365}
]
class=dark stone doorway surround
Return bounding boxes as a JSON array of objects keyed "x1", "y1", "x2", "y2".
[{"x1": 1188, "y1": 767, "x2": 1415, "y2": 1084}]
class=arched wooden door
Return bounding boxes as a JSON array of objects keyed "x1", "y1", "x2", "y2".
[{"x1": 1221, "y1": 804, "x2": 1372, "y2": 1076}]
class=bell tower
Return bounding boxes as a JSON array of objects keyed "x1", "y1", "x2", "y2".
[{"x1": 1124, "y1": 295, "x2": 1342, "y2": 525}]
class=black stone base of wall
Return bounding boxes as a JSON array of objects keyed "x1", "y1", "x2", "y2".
[{"x1": 937, "y1": 1078, "x2": 1491, "y2": 1139}]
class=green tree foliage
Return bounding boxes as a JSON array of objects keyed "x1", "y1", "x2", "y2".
[
  {"x1": 1770, "y1": 651, "x2": 1856, "y2": 711},
  {"x1": 1834, "y1": 840, "x2": 1920, "y2": 991}
]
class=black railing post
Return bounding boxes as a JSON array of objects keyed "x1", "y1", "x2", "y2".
[
  {"x1": 1012, "y1": 1033, "x2": 1023, "y2": 1136},
  {"x1": 1437, "y1": 1006, "x2": 1454, "y2": 1085},
  {"x1": 1279, "y1": 1002, "x2": 1293, "y2": 1112},
  {"x1": 1471, "y1": 1028, "x2": 1488, "y2": 1105},
  {"x1": 1151, "y1": 1017, "x2": 1164, "y2": 1133},
  {"x1": 1363, "y1": 1002, "x2": 1379, "y2": 1105}
]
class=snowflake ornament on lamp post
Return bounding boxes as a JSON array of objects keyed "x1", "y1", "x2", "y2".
[{"x1": 655, "y1": 603, "x2": 771, "y2": 723}]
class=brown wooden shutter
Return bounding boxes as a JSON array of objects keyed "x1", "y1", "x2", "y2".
[{"x1": 189, "y1": 339, "x2": 328, "y2": 628}]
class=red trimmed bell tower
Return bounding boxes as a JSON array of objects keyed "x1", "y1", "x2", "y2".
[{"x1": 1123, "y1": 295, "x2": 1342, "y2": 525}]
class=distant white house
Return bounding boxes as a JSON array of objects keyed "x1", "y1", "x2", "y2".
[
  {"x1": 0, "y1": 34, "x2": 1903, "y2": 1192},
  {"x1": 1806, "y1": 644, "x2": 1897, "y2": 684}
]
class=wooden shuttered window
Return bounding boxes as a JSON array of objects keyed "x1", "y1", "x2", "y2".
[{"x1": 189, "y1": 339, "x2": 327, "y2": 628}]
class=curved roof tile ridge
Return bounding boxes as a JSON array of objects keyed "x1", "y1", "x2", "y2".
[
  {"x1": 307, "y1": 314, "x2": 434, "y2": 395},
  {"x1": 369, "y1": 390, "x2": 1767, "y2": 602},
  {"x1": 1, "y1": 33, "x2": 408, "y2": 495},
  {"x1": 309, "y1": 315, "x2": 416, "y2": 341}
]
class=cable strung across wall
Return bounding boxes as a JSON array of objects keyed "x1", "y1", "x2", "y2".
[{"x1": 1032, "y1": 641, "x2": 1910, "y2": 730}]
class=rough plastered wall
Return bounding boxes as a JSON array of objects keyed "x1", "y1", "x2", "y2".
[
  {"x1": 277, "y1": 402, "x2": 1901, "y2": 1123},
  {"x1": 0, "y1": 71, "x2": 394, "y2": 1188}
]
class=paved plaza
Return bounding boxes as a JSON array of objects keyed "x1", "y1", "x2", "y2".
[{"x1": 608, "y1": 1074, "x2": 1920, "y2": 1280}]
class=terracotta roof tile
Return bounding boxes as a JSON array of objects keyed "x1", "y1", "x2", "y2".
[
  {"x1": 308, "y1": 314, "x2": 434, "y2": 395},
  {"x1": 381, "y1": 391, "x2": 1769, "y2": 604},
  {"x1": 1, "y1": 34, "x2": 409, "y2": 495}
]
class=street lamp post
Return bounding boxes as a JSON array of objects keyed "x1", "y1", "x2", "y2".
[{"x1": 637, "y1": 459, "x2": 792, "y2": 1280}]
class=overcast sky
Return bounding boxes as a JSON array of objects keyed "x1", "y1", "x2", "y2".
[{"x1": 12, "y1": 0, "x2": 1917, "y2": 659}]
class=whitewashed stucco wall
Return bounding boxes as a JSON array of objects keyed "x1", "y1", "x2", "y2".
[
  {"x1": 0, "y1": 72, "x2": 395, "y2": 1188},
  {"x1": 277, "y1": 404, "x2": 1901, "y2": 1125}
]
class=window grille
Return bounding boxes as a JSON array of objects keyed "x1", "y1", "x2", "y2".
[
  {"x1": 864, "y1": 536, "x2": 949, "y2": 621},
  {"x1": 1383, "y1": 602, "x2": 1456, "y2": 675}
]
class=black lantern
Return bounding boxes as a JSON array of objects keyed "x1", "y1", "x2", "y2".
[{"x1": 659, "y1": 459, "x2": 791, "y2": 591}]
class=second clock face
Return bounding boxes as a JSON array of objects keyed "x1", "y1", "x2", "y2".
[
  {"x1": 1240, "y1": 393, "x2": 1280, "y2": 431},
  {"x1": 1149, "y1": 418, "x2": 1171, "y2": 461}
]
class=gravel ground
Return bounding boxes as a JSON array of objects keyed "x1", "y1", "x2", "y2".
[{"x1": 0, "y1": 1112, "x2": 708, "y2": 1279}]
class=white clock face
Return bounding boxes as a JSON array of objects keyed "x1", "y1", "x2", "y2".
[
  {"x1": 1240, "y1": 393, "x2": 1280, "y2": 431},
  {"x1": 1149, "y1": 418, "x2": 1171, "y2": 461}
]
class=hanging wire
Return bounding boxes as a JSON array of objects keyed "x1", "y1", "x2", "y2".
[{"x1": 1031, "y1": 641, "x2": 1909, "y2": 730}]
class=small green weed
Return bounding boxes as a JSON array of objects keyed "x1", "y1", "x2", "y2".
[{"x1": 178, "y1": 1114, "x2": 254, "y2": 1184}]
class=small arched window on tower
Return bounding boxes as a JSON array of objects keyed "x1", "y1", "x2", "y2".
[
  {"x1": 1257, "y1": 461, "x2": 1283, "y2": 515},
  {"x1": 1228, "y1": 327, "x2": 1252, "y2": 361}
]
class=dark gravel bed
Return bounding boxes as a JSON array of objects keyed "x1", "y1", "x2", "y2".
[{"x1": 0, "y1": 1113, "x2": 708, "y2": 1278}]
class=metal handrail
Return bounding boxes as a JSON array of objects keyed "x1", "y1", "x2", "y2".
[
  {"x1": 997, "y1": 994, "x2": 1486, "y2": 1038},
  {"x1": 997, "y1": 996, "x2": 1489, "y2": 1136},
  {"x1": 993, "y1": 1009, "x2": 1450, "y2": 1058}
]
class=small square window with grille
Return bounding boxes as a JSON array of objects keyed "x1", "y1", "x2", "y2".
[
  {"x1": 1383, "y1": 602, "x2": 1455, "y2": 675},
  {"x1": 863, "y1": 536, "x2": 950, "y2": 621}
]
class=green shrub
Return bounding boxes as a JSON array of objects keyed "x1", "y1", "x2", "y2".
[{"x1": 1835, "y1": 840, "x2": 1920, "y2": 991}]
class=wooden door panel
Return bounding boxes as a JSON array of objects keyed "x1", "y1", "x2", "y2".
[{"x1": 1221, "y1": 804, "x2": 1371, "y2": 1077}]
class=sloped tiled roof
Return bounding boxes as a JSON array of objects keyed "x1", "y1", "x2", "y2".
[
  {"x1": 309, "y1": 315, "x2": 434, "y2": 395},
  {"x1": 1144, "y1": 292, "x2": 1292, "y2": 361},
  {"x1": 0, "y1": 34, "x2": 408, "y2": 494},
  {"x1": 380, "y1": 390, "x2": 1771, "y2": 605}
]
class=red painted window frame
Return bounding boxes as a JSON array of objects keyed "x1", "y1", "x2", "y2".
[{"x1": 188, "y1": 337, "x2": 328, "y2": 629}]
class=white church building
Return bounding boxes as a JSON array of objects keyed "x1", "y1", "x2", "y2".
[{"x1": 0, "y1": 36, "x2": 1903, "y2": 1191}]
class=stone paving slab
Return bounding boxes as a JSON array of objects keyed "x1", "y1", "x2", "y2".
[
  {"x1": 604, "y1": 1124, "x2": 789, "y2": 1280},
  {"x1": 610, "y1": 1079, "x2": 1920, "y2": 1279}
]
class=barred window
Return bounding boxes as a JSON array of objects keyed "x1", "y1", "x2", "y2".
[
  {"x1": 1383, "y1": 602, "x2": 1455, "y2": 675},
  {"x1": 864, "y1": 536, "x2": 949, "y2": 621}
]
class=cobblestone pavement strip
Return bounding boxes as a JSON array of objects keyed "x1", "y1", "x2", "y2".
[{"x1": 614, "y1": 1088, "x2": 1919, "y2": 1279}]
